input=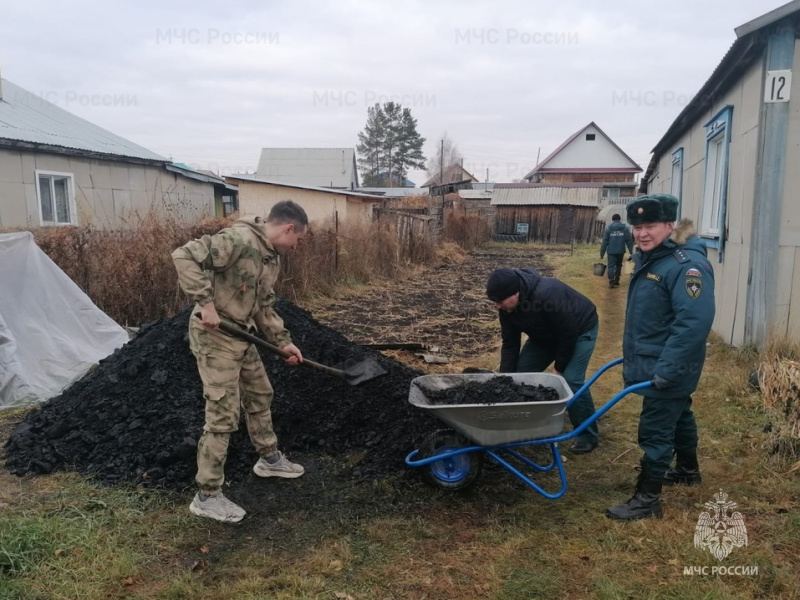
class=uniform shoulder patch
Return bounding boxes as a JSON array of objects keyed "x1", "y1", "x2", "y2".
[
  {"x1": 646, "y1": 272, "x2": 662, "y2": 282},
  {"x1": 686, "y1": 267, "x2": 702, "y2": 277},
  {"x1": 673, "y1": 248, "x2": 690, "y2": 263},
  {"x1": 686, "y1": 278, "x2": 702, "y2": 299}
]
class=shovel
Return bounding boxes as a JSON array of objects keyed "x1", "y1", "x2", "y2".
[{"x1": 205, "y1": 316, "x2": 387, "y2": 386}]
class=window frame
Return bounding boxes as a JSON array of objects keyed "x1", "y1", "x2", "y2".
[
  {"x1": 670, "y1": 147, "x2": 684, "y2": 219},
  {"x1": 35, "y1": 170, "x2": 78, "y2": 226},
  {"x1": 700, "y1": 106, "x2": 733, "y2": 242}
]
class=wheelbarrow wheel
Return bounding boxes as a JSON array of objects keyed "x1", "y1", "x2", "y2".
[{"x1": 420, "y1": 429, "x2": 483, "y2": 491}]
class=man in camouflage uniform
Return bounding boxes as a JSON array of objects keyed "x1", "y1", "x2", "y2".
[
  {"x1": 172, "y1": 200, "x2": 308, "y2": 523},
  {"x1": 606, "y1": 194, "x2": 715, "y2": 521}
]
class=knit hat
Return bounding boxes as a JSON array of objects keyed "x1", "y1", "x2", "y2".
[
  {"x1": 486, "y1": 268, "x2": 520, "y2": 302},
  {"x1": 626, "y1": 194, "x2": 679, "y2": 226}
]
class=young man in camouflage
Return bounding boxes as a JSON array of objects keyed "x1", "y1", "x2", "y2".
[
  {"x1": 172, "y1": 200, "x2": 308, "y2": 523},
  {"x1": 600, "y1": 213, "x2": 634, "y2": 288}
]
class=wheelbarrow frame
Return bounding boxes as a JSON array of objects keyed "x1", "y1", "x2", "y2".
[{"x1": 405, "y1": 358, "x2": 652, "y2": 499}]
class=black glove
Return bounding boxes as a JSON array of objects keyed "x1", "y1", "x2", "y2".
[{"x1": 651, "y1": 374, "x2": 675, "y2": 390}]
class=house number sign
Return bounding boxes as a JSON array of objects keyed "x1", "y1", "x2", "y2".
[{"x1": 764, "y1": 70, "x2": 791, "y2": 103}]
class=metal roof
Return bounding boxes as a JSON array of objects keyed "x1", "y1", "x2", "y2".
[
  {"x1": 224, "y1": 174, "x2": 383, "y2": 201},
  {"x1": 256, "y1": 148, "x2": 359, "y2": 189},
  {"x1": 0, "y1": 79, "x2": 165, "y2": 162},
  {"x1": 458, "y1": 190, "x2": 493, "y2": 200},
  {"x1": 641, "y1": 2, "x2": 800, "y2": 191},
  {"x1": 492, "y1": 184, "x2": 601, "y2": 207},
  {"x1": 355, "y1": 187, "x2": 426, "y2": 198}
]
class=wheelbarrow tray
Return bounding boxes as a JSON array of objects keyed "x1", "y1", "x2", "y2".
[{"x1": 409, "y1": 373, "x2": 573, "y2": 446}]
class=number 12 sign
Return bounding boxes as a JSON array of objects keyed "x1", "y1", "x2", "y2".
[{"x1": 765, "y1": 70, "x2": 792, "y2": 103}]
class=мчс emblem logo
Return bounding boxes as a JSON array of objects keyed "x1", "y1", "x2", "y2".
[
  {"x1": 686, "y1": 277, "x2": 702, "y2": 299},
  {"x1": 694, "y1": 489, "x2": 748, "y2": 561}
]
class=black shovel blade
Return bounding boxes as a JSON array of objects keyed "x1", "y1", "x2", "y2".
[{"x1": 335, "y1": 357, "x2": 388, "y2": 386}]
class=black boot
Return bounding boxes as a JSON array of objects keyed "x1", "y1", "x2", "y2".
[
  {"x1": 664, "y1": 453, "x2": 702, "y2": 486},
  {"x1": 606, "y1": 474, "x2": 663, "y2": 520}
]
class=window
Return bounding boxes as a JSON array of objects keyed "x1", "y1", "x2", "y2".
[
  {"x1": 221, "y1": 195, "x2": 237, "y2": 217},
  {"x1": 670, "y1": 148, "x2": 683, "y2": 219},
  {"x1": 36, "y1": 171, "x2": 77, "y2": 226},
  {"x1": 602, "y1": 187, "x2": 620, "y2": 198},
  {"x1": 700, "y1": 107, "x2": 732, "y2": 240},
  {"x1": 585, "y1": 133, "x2": 596, "y2": 141}
]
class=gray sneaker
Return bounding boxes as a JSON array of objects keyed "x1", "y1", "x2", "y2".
[
  {"x1": 253, "y1": 452, "x2": 305, "y2": 479},
  {"x1": 189, "y1": 492, "x2": 246, "y2": 523}
]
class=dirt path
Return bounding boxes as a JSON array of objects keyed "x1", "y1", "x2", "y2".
[{"x1": 306, "y1": 244, "x2": 569, "y2": 370}]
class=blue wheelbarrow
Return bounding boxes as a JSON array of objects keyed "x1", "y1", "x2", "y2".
[{"x1": 404, "y1": 358, "x2": 651, "y2": 498}]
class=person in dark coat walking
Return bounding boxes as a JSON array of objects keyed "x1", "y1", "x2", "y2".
[
  {"x1": 606, "y1": 194, "x2": 716, "y2": 521},
  {"x1": 486, "y1": 268, "x2": 600, "y2": 454},
  {"x1": 600, "y1": 213, "x2": 634, "y2": 288}
]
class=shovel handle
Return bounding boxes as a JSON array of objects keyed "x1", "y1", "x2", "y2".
[{"x1": 198, "y1": 315, "x2": 346, "y2": 379}]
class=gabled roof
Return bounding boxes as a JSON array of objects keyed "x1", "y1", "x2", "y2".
[
  {"x1": 256, "y1": 148, "x2": 359, "y2": 189},
  {"x1": 641, "y1": 1, "x2": 799, "y2": 190},
  {"x1": 523, "y1": 122, "x2": 642, "y2": 180},
  {"x1": 225, "y1": 174, "x2": 382, "y2": 201},
  {"x1": 0, "y1": 79, "x2": 165, "y2": 163},
  {"x1": 421, "y1": 165, "x2": 479, "y2": 188}
]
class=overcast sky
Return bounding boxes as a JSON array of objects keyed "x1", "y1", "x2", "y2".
[{"x1": 0, "y1": 0, "x2": 786, "y2": 186}]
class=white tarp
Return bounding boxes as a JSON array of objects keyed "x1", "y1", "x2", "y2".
[{"x1": 0, "y1": 231, "x2": 129, "y2": 410}]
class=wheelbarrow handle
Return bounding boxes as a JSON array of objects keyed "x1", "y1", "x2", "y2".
[{"x1": 195, "y1": 314, "x2": 347, "y2": 379}]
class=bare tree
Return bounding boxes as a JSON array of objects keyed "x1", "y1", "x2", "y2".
[{"x1": 425, "y1": 132, "x2": 464, "y2": 186}]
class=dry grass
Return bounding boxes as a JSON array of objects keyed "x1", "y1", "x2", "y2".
[{"x1": 757, "y1": 334, "x2": 800, "y2": 464}]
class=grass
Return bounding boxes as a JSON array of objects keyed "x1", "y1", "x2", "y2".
[{"x1": 1, "y1": 242, "x2": 799, "y2": 599}]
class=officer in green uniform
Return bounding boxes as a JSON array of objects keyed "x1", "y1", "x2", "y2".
[
  {"x1": 606, "y1": 194, "x2": 715, "y2": 521},
  {"x1": 600, "y1": 213, "x2": 634, "y2": 288}
]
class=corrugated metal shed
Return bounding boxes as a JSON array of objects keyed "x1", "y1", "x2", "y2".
[
  {"x1": 256, "y1": 148, "x2": 359, "y2": 189},
  {"x1": 0, "y1": 79, "x2": 165, "y2": 162},
  {"x1": 492, "y1": 184, "x2": 601, "y2": 207}
]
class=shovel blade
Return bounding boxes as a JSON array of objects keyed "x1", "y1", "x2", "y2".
[{"x1": 335, "y1": 357, "x2": 388, "y2": 386}]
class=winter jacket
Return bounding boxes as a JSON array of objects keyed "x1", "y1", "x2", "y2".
[
  {"x1": 600, "y1": 221, "x2": 634, "y2": 258},
  {"x1": 498, "y1": 269, "x2": 598, "y2": 373},
  {"x1": 622, "y1": 220, "x2": 715, "y2": 398},
  {"x1": 171, "y1": 216, "x2": 291, "y2": 346}
]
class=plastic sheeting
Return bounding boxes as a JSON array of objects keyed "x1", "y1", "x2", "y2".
[{"x1": 0, "y1": 232, "x2": 129, "y2": 410}]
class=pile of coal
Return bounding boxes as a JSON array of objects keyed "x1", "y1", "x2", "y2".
[
  {"x1": 4, "y1": 300, "x2": 439, "y2": 489},
  {"x1": 420, "y1": 377, "x2": 561, "y2": 406}
]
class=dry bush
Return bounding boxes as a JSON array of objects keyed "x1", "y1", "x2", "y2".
[
  {"x1": 758, "y1": 333, "x2": 800, "y2": 462},
  {"x1": 443, "y1": 209, "x2": 492, "y2": 251},
  {"x1": 31, "y1": 211, "x2": 235, "y2": 326}
]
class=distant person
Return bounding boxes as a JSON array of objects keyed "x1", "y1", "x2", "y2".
[
  {"x1": 600, "y1": 213, "x2": 634, "y2": 288},
  {"x1": 606, "y1": 194, "x2": 715, "y2": 521},
  {"x1": 172, "y1": 200, "x2": 309, "y2": 523},
  {"x1": 486, "y1": 268, "x2": 600, "y2": 454}
]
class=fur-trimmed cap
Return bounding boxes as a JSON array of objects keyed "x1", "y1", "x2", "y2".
[{"x1": 626, "y1": 194, "x2": 679, "y2": 225}]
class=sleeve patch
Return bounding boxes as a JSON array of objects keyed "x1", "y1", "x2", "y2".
[
  {"x1": 686, "y1": 267, "x2": 702, "y2": 277},
  {"x1": 686, "y1": 278, "x2": 702, "y2": 299}
]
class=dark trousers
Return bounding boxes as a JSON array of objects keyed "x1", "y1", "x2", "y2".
[
  {"x1": 638, "y1": 395, "x2": 698, "y2": 477},
  {"x1": 516, "y1": 323, "x2": 599, "y2": 445},
  {"x1": 607, "y1": 254, "x2": 624, "y2": 283}
]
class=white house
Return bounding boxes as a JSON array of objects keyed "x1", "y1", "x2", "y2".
[
  {"x1": 523, "y1": 122, "x2": 642, "y2": 208},
  {"x1": 639, "y1": 0, "x2": 800, "y2": 346}
]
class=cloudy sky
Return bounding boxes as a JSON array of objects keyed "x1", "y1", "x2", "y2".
[{"x1": 0, "y1": 0, "x2": 786, "y2": 186}]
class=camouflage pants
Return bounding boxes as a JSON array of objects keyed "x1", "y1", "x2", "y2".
[{"x1": 189, "y1": 320, "x2": 277, "y2": 495}]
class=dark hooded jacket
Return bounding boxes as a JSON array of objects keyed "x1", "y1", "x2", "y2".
[
  {"x1": 623, "y1": 219, "x2": 715, "y2": 398},
  {"x1": 497, "y1": 269, "x2": 598, "y2": 373}
]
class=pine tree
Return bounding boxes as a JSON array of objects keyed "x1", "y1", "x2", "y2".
[
  {"x1": 356, "y1": 104, "x2": 387, "y2": 187},
  {"x1": 356, "y1": 102, "x2": 426, "y2": 187}
]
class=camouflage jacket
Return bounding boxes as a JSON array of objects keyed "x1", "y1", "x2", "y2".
[{"x1": 171, "y1": 216, "x2": 291, "y2": 346}]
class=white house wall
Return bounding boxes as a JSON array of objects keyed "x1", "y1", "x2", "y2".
[
  {"x1": 646, "y1": 57, "x2": 764, "y2": 346},
  {"x1": 776, "y1": 38, "x2": 800, "y2": 338},
  {"x1": 545, "y1": 124, "x2": 636, "y2": 169},
  {"x1": 0, "y1": 148, "x2": 215, "y2": 229}
]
